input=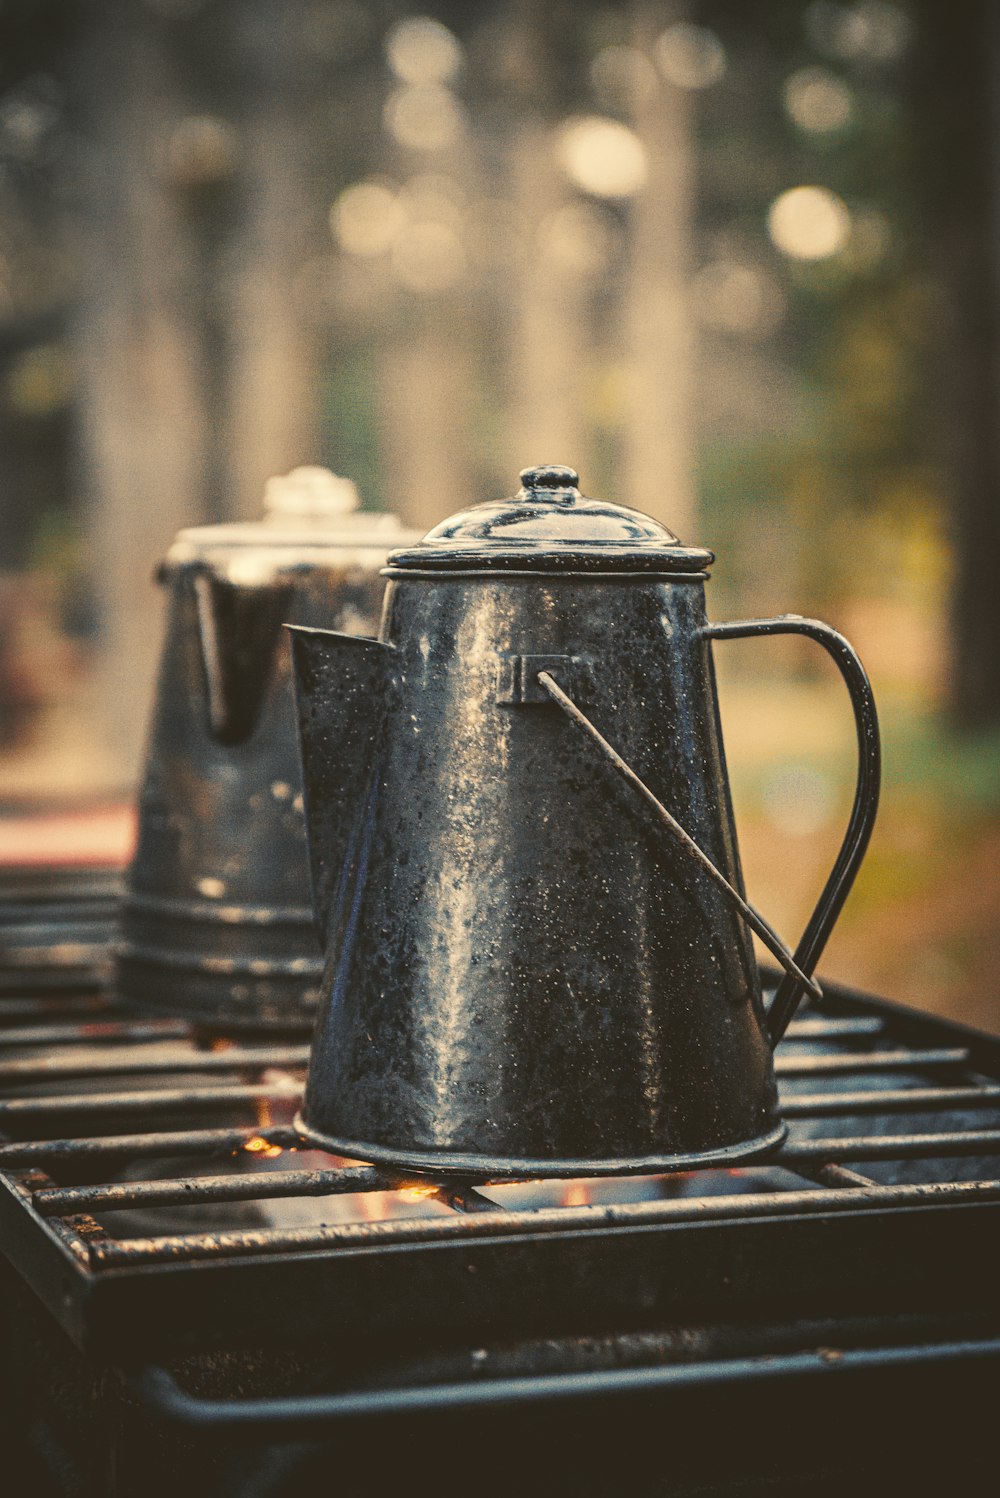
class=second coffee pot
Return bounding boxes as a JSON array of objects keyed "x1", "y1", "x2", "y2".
[
  {"x1": 289, "y1": 465, "x2": 881, "y2": 1176},
  {"x1": 117, "y1": 467, "x2": 418, "y2": 1031}
]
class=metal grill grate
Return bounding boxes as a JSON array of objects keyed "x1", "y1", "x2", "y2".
[
  {"x1": 1, "y1": 886, "x2": 999, "y2": 1361},
  {"x1": 0, "y1": 867, "x2": 122, "y2": 993}
]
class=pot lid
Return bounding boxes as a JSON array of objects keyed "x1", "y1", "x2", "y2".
[
  {"x1": 386, "y1": 465, "x2": 714, "y2": 573},
  {"x1": 165, "y1": 466, "x2": 416, "y2": 583}
]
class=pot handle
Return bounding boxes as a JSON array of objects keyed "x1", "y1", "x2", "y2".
[
  {"x1": 704, "y1": 616, "x2": 881, "y2": 1042},
  {"x1": 536, "y1": 672, "x2": 823, "y2": 1011}
]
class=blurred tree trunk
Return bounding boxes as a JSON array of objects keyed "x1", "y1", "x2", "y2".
[
  {"x1": 508, "y1": 120, "x2": 589, "y2": 477},
  {"x1": 75, "y1": 3, "x2": 208, "y2": 780},
  {"x1": 913, "y1": 0, "x2": 1000, "y2": 727},
  {"x1": 74, "y1": 1, "x2": 322, "y2": 781},
  {"x1": 379, "y1": 316, "x2": 472, "y2": 531},
  {"x1": 624, "y1": 0, "x2": 696, "y2": 539},
  {"x1": 377, "y1": 53, "x2": 477, "y2": 533},
  {"x1": 222, "y1": 0, "x2": 322, "y2": 521}
]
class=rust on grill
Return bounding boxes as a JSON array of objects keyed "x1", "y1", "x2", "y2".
[{"x1": 81, "y1": 1181, "x2": 1000, "y2": 1268}]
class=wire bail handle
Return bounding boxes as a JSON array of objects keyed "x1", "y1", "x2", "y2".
[{"x1": 537, "y1": 613, "x2": 880, "y2": 1045}]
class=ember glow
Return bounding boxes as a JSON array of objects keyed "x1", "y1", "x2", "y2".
[
  {"x1": 243, "y1": 1135, "x2": 283, "y2": 1158},
  {"x1": 241, "y1": 1108, "x2": 288, "y2": 1157}
]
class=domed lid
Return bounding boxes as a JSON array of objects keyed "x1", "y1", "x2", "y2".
[
  {"x1": 386, "y1": 465, "x2": 714, "y2": 574},
  {"x1": 165, "y1": 466, "x2": 417, "y2": 583}
]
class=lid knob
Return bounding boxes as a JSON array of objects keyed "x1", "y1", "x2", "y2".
[
  {"x1": 514, "y1": 461, "x2": 577, "y2": 509},
  {"x1": 519, "y1": 464, "x2": 580, "y2": 497},
  {"x1": 263, "y1": 465, "x2": 360, "y2": 521}
]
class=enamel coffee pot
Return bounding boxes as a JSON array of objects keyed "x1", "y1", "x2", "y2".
[
  {"x1": 116, "y1": 467, "x2": 419, "y2": 1031},
  {"x1": 289, "y1": 465, "x2": 880, "y2": 1173}
]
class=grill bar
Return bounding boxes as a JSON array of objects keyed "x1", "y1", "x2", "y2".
[
  {"x1": 0, "y1": 1124, "x2": 301, "y2": 1165},
  {"x1": 436, "y1": 1182, "x2": 502, "y2": 1212},
  {"x1": 0, "y1": 942, "x2": 108, "y2": 967},
  {"x1": 1, "y1": 1080, "x2": 994, "y2": 1130},
  {"x1": 0, "y1": 994, "x2": 113, "y2": 1022},
  {"x1": 0, "y1": 1044, "x2": 310, "y2": 1083},
  {"x1": 0, "y1": 1042, "x2": 971, "y2": 1091},
  {"x1": 85, "y1": 1179, "x2": 1000, "y2": 1266},
  {"x1": 24, "y1": 1130, "x2": 1000, "y2": 1220},
  {"x1": 33, "y1": 1165, "x2": 407, "y2": 1215},
  {"x1": 0, "y1": 1041, "x2": 967, "y2": 1089},
  {"x1": 0, "y1": 1081, "x2": 301, "y2": 1118},
  {"x1": 783, "y1": 1085, "x2": 1000, "y2": 1115},
  {"x1": 0, "y1": 1006, "x2": 880, "y2": 1040},
  {"x1": 10, "y1": 1168, "x2": 104, "y2": 1267},
  {"x1": 780, "y1": 1129, "x2": 1000, "y2": 1162},
  {"x1": 772, "y1": 1047, "x2": 970, "y2": 1076},
  {"x1": 782, "y1": 1016, "x2": 885, "y2": 1038},
  {"x1": 0, "y1": 1018, "x2": 191, "y2": 1047},
  {"x1": 809, "y1": 1163, "x2": 878, "y2": 1187}
]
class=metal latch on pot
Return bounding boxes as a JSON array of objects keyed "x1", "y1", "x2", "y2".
[{"x1": 496, "y1": 654, "x2": 595, "y2": 705}]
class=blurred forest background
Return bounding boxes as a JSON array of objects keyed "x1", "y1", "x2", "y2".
[{"x1": 0, "y1": 0, "x2": 999, "y2": 1029}]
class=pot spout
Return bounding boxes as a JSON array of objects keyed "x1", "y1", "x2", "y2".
[
  {"x1": 194, "y1": 572, "x2": 295, "y2": 745},
  {"x1": 286, "y1": 625, "x2": 394, "y2": 944}
]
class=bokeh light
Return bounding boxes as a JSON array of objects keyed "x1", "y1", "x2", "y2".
[
  {"x1": 654, "y1": 22, "x2": 726, "y2": 90},
  {"x1": 805, "y1": 1, "x2": 910, "y2": 64},
  {"x1": 330, "y1": 180, "x2": 405, "y2": 257},
  {"x1": 163, "y1": 115, "x2": 239, "y2": 188},
  {"x1": 768, "y1": 185, "x2": 851, "y2": 260},
  {"x1": 0, "y1": 88, "x2": 59, "y2": 159},
  {"x1": 784, "y1": 67, "x2": 853, "y2": 133},
  {"x1": 385, "y1": 15, "x2": 462, "y2": 85},
  {"x1": 399, "y1": 172, "x2": 464, "y2": 228},
  {"x1": 557, "y1": 116, "x2": 647, "y2": 199}
]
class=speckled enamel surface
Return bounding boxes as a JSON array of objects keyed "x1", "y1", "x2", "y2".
[{"x1": 294, "y1": 572, "x2": 780, "y2": 1172}]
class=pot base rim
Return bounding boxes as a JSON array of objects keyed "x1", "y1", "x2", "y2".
[{"x1": 292, "y1": 1114, "x2": 788, "y2": 1179}]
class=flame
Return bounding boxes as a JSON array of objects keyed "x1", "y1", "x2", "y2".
[
  {"x1": 561, "y1": 1180, "x2": 593, "y2": 1207},
  {"x1": 348, "y1": 1184, "x2": 439, "y2": 1221},
  {"x1": 256, "y1": 1096, "x2": 274, "y2": 1130},
  {"x1": 398, "y1": 1184, "x2": 439, "y2": 1202},
  {"x1": 242, "y1": 1134, "x2": 283, "y2": 1159}
]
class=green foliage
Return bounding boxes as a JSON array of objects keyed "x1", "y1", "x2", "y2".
[{"x1": 321, "y1": 346, "x2": 383, "y2": 511}]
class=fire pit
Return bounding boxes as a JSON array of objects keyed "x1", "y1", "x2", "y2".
[{"x1": 0, "y1": 878, "x2": 997, "y2": 1495}]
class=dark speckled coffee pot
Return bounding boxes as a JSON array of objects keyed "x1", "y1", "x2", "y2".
[
  {"x1": 289, "y1": 465, "x2": 881, "y2": 1175},
  {"x1": 116, "y1": 468, "x2": 419, "y2": 1032}
]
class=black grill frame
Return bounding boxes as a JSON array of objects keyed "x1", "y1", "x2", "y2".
[
  {"x1": 1, "y1": 882, "x2": 1000, "y2": 1496},
  {"x1": 0, "y1": 897, "x2": 999, "y2": 1363}
]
